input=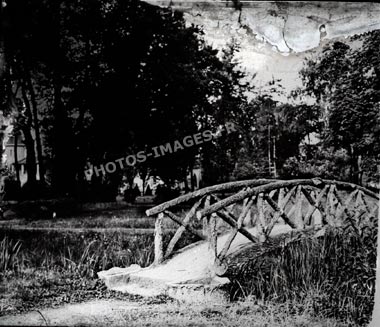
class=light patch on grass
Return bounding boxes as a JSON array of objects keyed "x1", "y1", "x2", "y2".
[{"x1": 0, "y1": 299, "x2": 350, "y2": 327}]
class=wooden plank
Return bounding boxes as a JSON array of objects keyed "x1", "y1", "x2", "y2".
[
  {"x1": 332, "y1": 187, "x2": 367, "y2": 226},
  {"x1": 154, "y1": 213, "x2": 164, "y2": 265},
  {"x1": 164, "y1": 197, "x2": 204, "y2": 258},
  {"x1": 256, "y1": 193, "x2": 267, "y2": 241},
  {"x1": 214, "y1": 210, "x2": 259, "y2": 244},
  {"x1": 286, "y1": 186, "x2": 306, "y2": 224},
  {"x1": 333, "y1": 188, "x2": 358, "y2": 221},
  {"x1": 264, "y1": 194, "x2": 298, "y2": 229},
  {"x1": 197, "y1": 179, "x2": 378, "y2": 225},
  {"x1": 218, "y1": 195, "x2": 255, "y2": 261},
  {"x1": 264, "y1": 188, "x2": 284, "y2": 235},
  {"x1": 281, "y1": 186, "x2": 297, "y2": 215},
  {"x1": 294, "y1": 186, "x2": 304, "y2": 228},
  {"x1": 202, "y1": 196, "x2": 211, "y2": 238},
  {"x1": 280, "y1": 186, "x2": 299, "y2": 219},
  {"x1": 325, "y1": 184, "x2": 337, "y2": 225},
  {"x1": 209, "y1": 213, "x2": 218, "y2": 263},
  {"x1": 164, "y1": 210, "x2": 206, "y2": 241},
  {"x1": 196, "y1": 179, "x2": 322, "y2": 219},
  {"x1": 278, "y1": 188, "x2": 285, "y2": 208},
  {"x1": 286, "y1": 201, "x2": 296, "y2": 222},
  {"x1": 330, "y1": 180, "x2": 379, "y2": 200},
  {"x1": 227, "y1": 187, "x2": 250, "y2": 217},
  {"x1": 302, "y1": 185, "x2": 328, "y2": 226},
  {"x1": 358, "y1": 190, "x2": 371, "y2": 213},
  {"x1": 146, "y1": 179, "x2": 276, "y2": 216}
]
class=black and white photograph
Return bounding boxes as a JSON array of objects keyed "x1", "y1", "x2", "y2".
[{"x1": 0, "y1": 1, "x2": 379, "y2": 326}]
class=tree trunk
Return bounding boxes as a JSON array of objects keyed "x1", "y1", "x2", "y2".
[
  {"x1": 349, "y1": 145, "x2": 360, "y2": 185},
  {"x1": 357, "y1": 155, "x2": 362, "y2": 185},
  {"x1": 26, "y1": 72, "x2": 45, "y2": 184},
  {"x1": 21, "y1": 83, "x2": 37, "y2": 187},
  {"x1": 13, "y1": 131, "x2": 21, "y2": 187},
  {"x1": 52, "y1": 73, "x2": 74, "y2": 194},
  {"x1": 184, "y1": 169, "x2": 189, "y2": 193}
]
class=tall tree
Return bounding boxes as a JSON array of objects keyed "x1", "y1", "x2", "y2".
[{"x1": 300, "y1": 32, "x2": 380, "y2": 184}]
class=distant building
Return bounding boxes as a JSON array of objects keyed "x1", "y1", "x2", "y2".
[{"x1": 3, "y1": 135, "x2": 40, "y2": 185}]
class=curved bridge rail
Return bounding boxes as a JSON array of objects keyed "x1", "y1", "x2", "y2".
[{"x1": 146, "y1": 178, "x2": 379, "y2": 276}]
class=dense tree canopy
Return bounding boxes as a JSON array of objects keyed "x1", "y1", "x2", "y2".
[
  {"x1": 1, "y1": 1, "x2": 378, "y2": 201},
  {"x1": 300, "y1": 31, "x2": 380, "y2": 184},
  {"x1": 1, "y1": 0, "x2": 251, "y2": 199}
]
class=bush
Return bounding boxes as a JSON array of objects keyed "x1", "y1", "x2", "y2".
[
  {"x1": 281, "y1": 148, "x2": 351, "y2": 180},
  {"x1": 229, "y1": 221, "x2": 377, "y2": 325}
]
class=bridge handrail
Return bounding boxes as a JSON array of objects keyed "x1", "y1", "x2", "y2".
[
  {"x1": 197, "y1": 178, "x2": 379, "y2": 218},
  {"x1": 149, "y1": 177, "x2": 379, "y2": 266},
  {"x1": 146, "y1": 178, "x2": 379, "y2": 218},
  {"x1": 146, "y1": 179, "x2": 277, "y2": 216}
]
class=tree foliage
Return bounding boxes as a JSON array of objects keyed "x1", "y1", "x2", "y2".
[
  {"x1": 1, "y1": 0, "x2": 249, "y2": 198},
  {"x1": 300, "y1": 31, "x2": 380, "y2": 184}
]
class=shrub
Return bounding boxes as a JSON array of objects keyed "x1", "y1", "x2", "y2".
[{"x1": 229, "y1": 222, "x2": 377, "y2": 325}]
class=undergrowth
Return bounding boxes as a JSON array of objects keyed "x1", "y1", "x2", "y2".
[
  {"x1": 0, "y1": 215, "x2": 377, "y2": 325},
  {"x1": 0, "y1": 230, "x2": 155, "y2": 315},
  {"x1": 229, "y1": 221, "x2": 377, "y2": 326}
]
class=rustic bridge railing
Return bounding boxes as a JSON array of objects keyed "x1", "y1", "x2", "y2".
[{"x1": 146, "y1": 178, "x2": 379, "y2": 276}]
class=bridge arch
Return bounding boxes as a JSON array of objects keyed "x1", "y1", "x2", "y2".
[{"x1": 146, "y1": 178, "x2": 379, "y2": 277}]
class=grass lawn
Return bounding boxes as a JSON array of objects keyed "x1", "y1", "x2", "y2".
[{"x1": 0, "y1": 210, "x2": 377, "y2": 326}]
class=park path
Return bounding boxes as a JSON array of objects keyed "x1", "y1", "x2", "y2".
[
  {"x1": 0, "y1": 298, "x2": 343, "y2": 327},
  {"x1": 0, "y1": 299, "x2": 155, "y2": 326}
]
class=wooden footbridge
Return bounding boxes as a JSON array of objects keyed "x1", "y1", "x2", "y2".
[{"x1": 99, "y1": 178, "x2": 379, "y2": 303}]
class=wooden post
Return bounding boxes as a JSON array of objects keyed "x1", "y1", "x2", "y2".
[
  {"x1": 257, "y1": 193, "x2": 267, "y2": 242},
  {"x1": 326, "y1": 185, "x2": 336, "y2": 224},
  {"x1": 154, "y1": 213, "x2": 164, "y2": 265},
  {"x1": 209, "y1": 213, "x2": 217, "y2": 263},
  {"x1": 294, "y1": 186, "x2": 304, "y2": 228},
  {"x1": 203, "y1": 195, "x2": 211, "y2": 239}
]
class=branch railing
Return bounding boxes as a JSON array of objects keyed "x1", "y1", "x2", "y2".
[
  {"x1": 146, "y1": 178, "x2": 379, "y2": 272},
  {"x1": 146, "y1": 179, "x2": 276, "y2": 264}
]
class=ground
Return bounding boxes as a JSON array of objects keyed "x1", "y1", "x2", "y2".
[
  {"x1": 0, "y1": 203, "x2": 376, "y2": 326},
  {"x1": 0, "y1": 298, "x2": 348, "y2": 327}
]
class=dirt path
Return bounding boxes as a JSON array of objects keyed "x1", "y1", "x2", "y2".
[
  {"x1": 0, "y1": 225, "x2": 158, "y2": 234},
  {"x1": 0, "y1": 300, "x2": 145, "y2": 326},
  {"x1": 0, "y1": 299, "x2": 344, "y2": 327}
]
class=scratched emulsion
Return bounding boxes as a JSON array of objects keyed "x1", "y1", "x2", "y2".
[{"x1": 143, "y1": 1, "x2": 380, "y2": 54}]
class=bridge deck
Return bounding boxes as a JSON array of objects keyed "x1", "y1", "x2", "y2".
[{"x1": 98, "y1": 224, "x2": 294, "y2": 302}]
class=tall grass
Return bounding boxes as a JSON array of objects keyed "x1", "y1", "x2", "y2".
[
  {"x1": 0, "y1": 237, "x2": 22, "y2": 272},
  {"x1": 0, "y1": 230, "x2": 158, "y2": 314},
  {"x1": 0, "y1": 214, "x2": 377, "y2": 325},
  {"x1": 0, "y1": 230, "x2": 155, "y2": 278},
  {"x1": 229, "y1": 221, "x2": 377, "y2": 325}
]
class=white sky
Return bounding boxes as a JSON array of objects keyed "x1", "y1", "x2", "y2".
[{"x1": 199, "y1": 27, "x2": 315, "y2": 103}]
